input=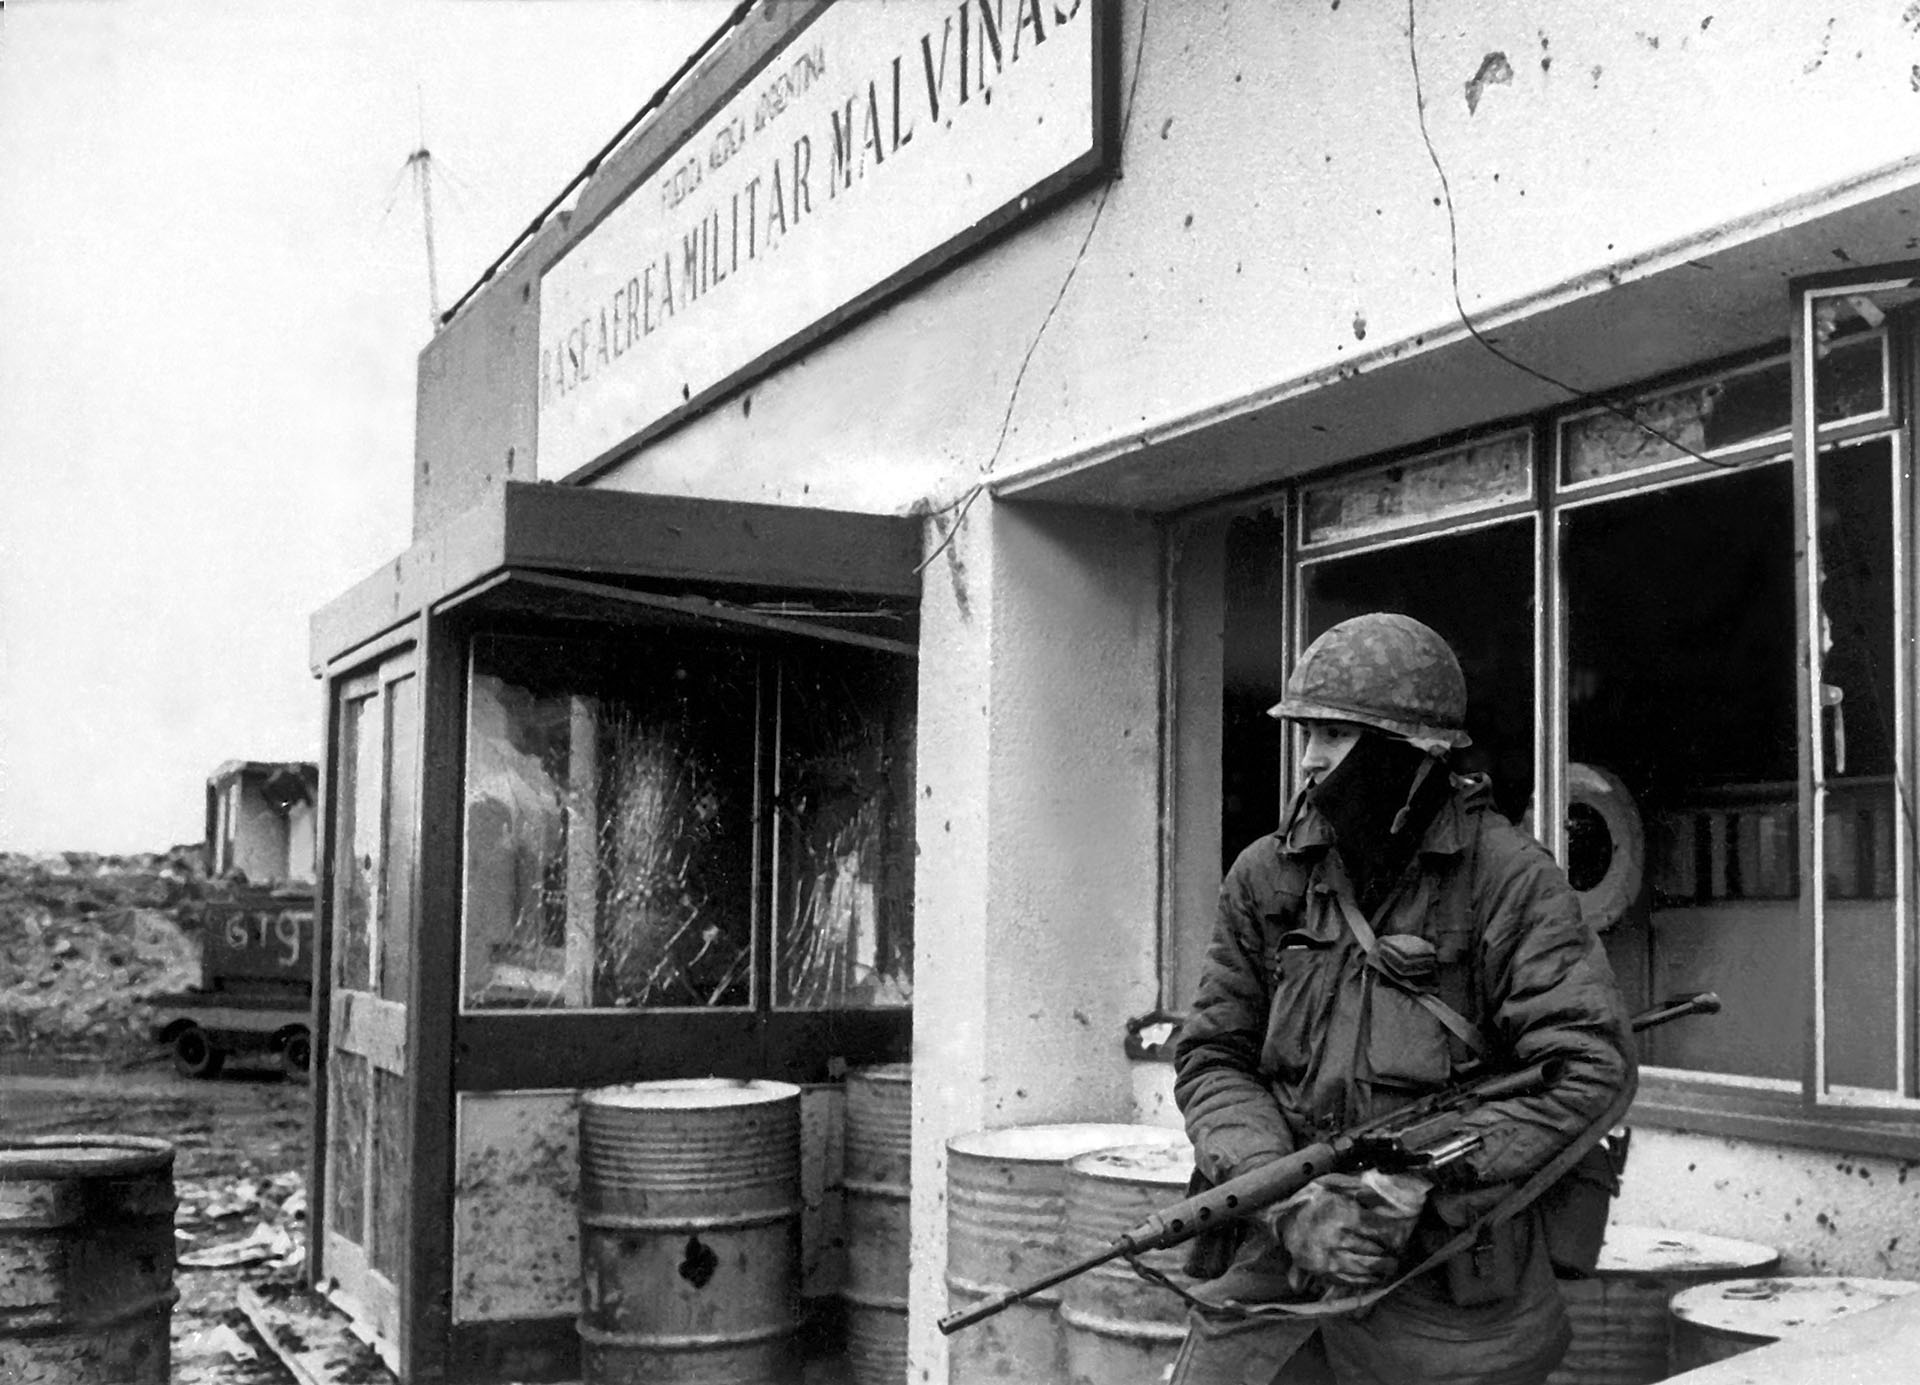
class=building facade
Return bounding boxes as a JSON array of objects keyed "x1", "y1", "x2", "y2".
[{"x1": 310, "y1": 2, "x2": 1920, "y2": 1379}]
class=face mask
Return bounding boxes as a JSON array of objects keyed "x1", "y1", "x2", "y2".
[{"x1": 1308, "y1": 731, "x2": 1446, "y2": 896}]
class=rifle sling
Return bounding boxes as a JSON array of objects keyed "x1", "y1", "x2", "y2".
[{"x1": 1211, "y1": 1067, "x2": 1637, "y2": 1323}]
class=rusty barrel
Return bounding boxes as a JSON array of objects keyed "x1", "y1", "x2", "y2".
[
  {"x1": 1542, "y1": 1225, "x2": 1779, "y2": 1385},
  {"x1": 946, "y1": 1123, "x2": 1189, "y2": 1385},
  {"x1": 843, "y1": 1063, "x2": 911, "y2": 1385},
  {"x1": 1668, "y1": 1275, "x2": 1920, "y2": 1372},
  {"x1": 0, "y1": 1135, "x2": 177, "y2": 1385},
  {"x1": 1059, "y1": 1135, "x2": 1197, "y2": 1385},
  {"x1": 577, "y1": 1078, "x2": 802, "y2": 1384}
]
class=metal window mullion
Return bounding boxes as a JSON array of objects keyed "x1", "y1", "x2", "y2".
[
  {"x1": 1793, "y1": 290, "x2": 1829, "y2": 1104},
  {"x1": 1893, "y1": 422, "x2": 1913, "y2": 1097},
  {"x1": 755, "y1": 655, "x2": 775, "y2": 1016},
  {"x1": 1154, "y1": 522, "x2": 1177, "y2": 1012},
  {"x1": 1538, "y1": 418, "x2": 1564, "y2": 865},
  {"x1": 1283, "y1": 489, "x2": 1303, "y2": 802}
]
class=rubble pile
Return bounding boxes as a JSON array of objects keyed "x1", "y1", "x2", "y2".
[{"x1": 0, "y1": 848, "x2": 211, "y2": 1059}]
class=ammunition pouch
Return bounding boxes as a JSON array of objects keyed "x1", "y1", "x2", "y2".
[{"x1": 1540, "y1": 1127, "x2": 1631, "y2": 1277}]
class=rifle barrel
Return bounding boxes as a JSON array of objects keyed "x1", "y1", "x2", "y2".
[{"x1": 937, "y1": 1243, "x2": 1128, "y2": 1336}]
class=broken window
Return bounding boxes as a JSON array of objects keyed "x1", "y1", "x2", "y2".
[
  {"x1": 1301, "y1": 518, "x2": 1537, "y2": 828},
  {"x1": 773, "y1": 653, "x2": 914, "y2": 1008},
  {"x1": 1564, "y1": 461, "x2": 1801, "y2": 1078},
  {"x1": 461, "y1": 634, "x2": 757, "y2": 1010},
  {"x1": 460, "y1": 629, "x2": 914, "y2": 1013},
  {"x1": 1562, "y1": 336, "x2": 1887, "y2": 487}
]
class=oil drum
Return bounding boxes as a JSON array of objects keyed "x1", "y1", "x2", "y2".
[
  {"x1": 946, "y1": 1122, "x2": 1188, "y2": 1385},
  {"x1": 577, "y1": 1078, "x2": 803, "y2": 1385},
  {"x1": 843, "y1": 1063, "x2": 911, "y2": 1385},
  {"x1": 1668, "y1": 1274, "x2": 1920, "y2": 1371},
  {"x1": 0, "y1": 1135, "x2": 177, "y2": 1385},
  {"x1": 1542, "y1": 1225, "x2": 1779, "y2": 1385},
  {"x1": 1059, "y1": 1136, "x2": 1196, "y2": 1385}
]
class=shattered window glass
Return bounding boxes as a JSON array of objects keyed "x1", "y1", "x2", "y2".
[
  {"x1": 1562, "y1": 334, "x2": 1884, "y2": 485},
  {"x1": 461, "y1": 634, "x2": 757, "y2": 1010},
  {"x1": 774, "y1": 651, "x2": 914, "y2": 1009},
  {"x1": 1301, "y1": 432, "x2": 1531, "y2": 548}
]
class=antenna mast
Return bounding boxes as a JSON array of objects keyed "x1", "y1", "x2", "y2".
[{"x1": 407, "y1": 145, "x2": 442, "y2": 327}]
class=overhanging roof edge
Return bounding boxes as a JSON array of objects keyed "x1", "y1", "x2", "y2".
[{"x1": 310, "y1": 483, "x2": 923, "y2": 673}]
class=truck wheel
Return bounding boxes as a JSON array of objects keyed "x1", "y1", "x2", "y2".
[
  {"x1": 282, "y1": 1029, "x2": 312, "y2": 1080},
  {"x1": 172, "y1": 1025, "x2": 226, "y2": 1080}
]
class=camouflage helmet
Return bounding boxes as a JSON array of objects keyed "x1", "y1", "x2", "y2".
[{"x1": 1268, "y1": 612, "x2": 1472, "y2": 752}]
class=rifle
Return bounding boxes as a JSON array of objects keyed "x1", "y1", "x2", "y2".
[{"x1": 937, "y1": 990, "x2": 1719, "y2": 1336}]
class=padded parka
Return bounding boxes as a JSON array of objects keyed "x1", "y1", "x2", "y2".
[{"x1": 1175, "y1": 779, "x2": 1635, "y2": 1221}]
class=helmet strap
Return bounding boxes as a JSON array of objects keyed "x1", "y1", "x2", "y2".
[{"x1": 1388, "y1": 751, "x2": 1445, "y2": 837}]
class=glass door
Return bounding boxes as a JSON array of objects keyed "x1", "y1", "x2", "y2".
[{"x1": 320, "y1": 650, "x2": 418, "y2": 1354}]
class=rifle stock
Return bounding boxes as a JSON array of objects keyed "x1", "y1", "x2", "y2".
[{"x1": 936, "y1": 991, "x2": 1720, "y2": 1338}]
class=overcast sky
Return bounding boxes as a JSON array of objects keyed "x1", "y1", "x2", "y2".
[{"x1": 0, "y1": 0, "x2": 724, "y2": 854}]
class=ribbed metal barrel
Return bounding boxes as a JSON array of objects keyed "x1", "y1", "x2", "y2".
[
  {"x1": 946, "y1": 1123, "x2": 1188, "y2": 1385},
  {"x1": 1059, "y1": 1136, "x2": 1196, "y2": 1385},
  {"x1": 0, "y1": 1135, "x2": 177, "y2": 1385},
  {"x1": 1669, "y1": 1275, "x2": 1920, "y2": 1372},
  {"x1": 843, "y1": 1063, "x2": 911, "y2": 1385},
  {"x1": 1542, "y1": 1225, "x2": 1779, "y2": 1385},
  {"x1": 577, "y1": 1079, "x2": 802, "y2": 1385}
]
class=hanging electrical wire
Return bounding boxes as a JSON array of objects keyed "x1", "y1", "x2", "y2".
[
  {"x1": 1404, "y1": 0, "x2": 1739, "y2": 472},
  {"x1": 917, "y1": 0, "x2": 1157, "y2": 577}
]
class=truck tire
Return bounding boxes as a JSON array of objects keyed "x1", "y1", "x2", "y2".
[
  {"x1": 172, "y1": 1025, "x2": 226, "y2": 1080},
  {"x1": 282, "y1": 1028, "x2": 312, "y2": 1081}
]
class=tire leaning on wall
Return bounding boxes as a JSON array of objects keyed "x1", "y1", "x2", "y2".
[{"x1": 1566, "y1": 761, "x2": 1645, "y2": 933}]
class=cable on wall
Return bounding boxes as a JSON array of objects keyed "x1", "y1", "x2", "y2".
[
  {"x1": 1404, "y1": 0, "x2": 1740, "y2": 472},
  {"x1": 917, "y1": 0, "x2": 1157, "y2": 576}
]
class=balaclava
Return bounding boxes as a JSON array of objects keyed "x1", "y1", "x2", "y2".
[{"x1": 1307, "y1": 729, "x2": 1452, "y2": 912}]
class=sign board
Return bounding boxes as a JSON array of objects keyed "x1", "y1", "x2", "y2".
[{"x1": 537, "y1": 0, "x2": 1112, "y2": 481}]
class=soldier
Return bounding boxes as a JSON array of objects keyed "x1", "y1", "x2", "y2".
[{"x1": 1172, "y1": 612, "x2": 1635, "y2": 1384}]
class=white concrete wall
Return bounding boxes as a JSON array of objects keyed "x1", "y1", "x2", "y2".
[
  {"x1": 1614, "y1": 1127, "x2": 1920, "y2": 1280},
  {"x1": 908, "y1": 498, "x2": 1165, "y2": 1383},
  {"x1": 582, "y1": 0, "x2": 1920, "y2": 511}
]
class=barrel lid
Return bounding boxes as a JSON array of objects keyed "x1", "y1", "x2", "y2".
[
  {"x1": 1594, "y1": 1224, "x2": 1781, "y2": 1276},
  {"x1": 1067, "y1": 1137, "x2": 1195, "y2": 1187},
  {"x1": 582, "y1": 1077, "x2": 800, "y2": 1110},
  {"x1": 948, "y1": 1123, "x2": 1186, "y2": 1164},
  {"x1": 1671, "y1": 1276, "x2": 1920, "y2": 1341},
  {"x1": 848, "y1": 1062, "x2": 913, "y2": 1086},
  {"x1": 0, "y1": 1135, "x2": 175, "y2": 1179}
]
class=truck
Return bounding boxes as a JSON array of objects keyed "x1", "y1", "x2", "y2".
[{"x1": 149, "y1": 760, "x2": 318, "y2": 1079}]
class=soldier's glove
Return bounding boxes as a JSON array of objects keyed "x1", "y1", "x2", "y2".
[{"x1": 1265, "y1": 1169, "x2": 1431, "y2": 1291}]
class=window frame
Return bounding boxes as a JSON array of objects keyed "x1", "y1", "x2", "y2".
[{"x1": 1165, "y1": 294, "x2": 1920, "y2": 1150}]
